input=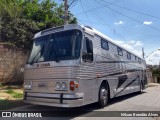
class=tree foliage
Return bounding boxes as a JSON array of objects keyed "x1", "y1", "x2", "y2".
[
  {"x1": 0, "y1": 0, "x2": 77, "y2": 49},
  {"x1": 152, "y1": 69, "x2": 160, "y2": 77}
]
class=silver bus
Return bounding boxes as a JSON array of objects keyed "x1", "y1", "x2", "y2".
[{"x1": 24, "y1": 24, "x2": 147, "y2": 108}]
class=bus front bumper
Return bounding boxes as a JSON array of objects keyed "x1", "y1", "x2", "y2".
[{"x1": 24, "y1": 92, "x2": 84, "y2": 107}]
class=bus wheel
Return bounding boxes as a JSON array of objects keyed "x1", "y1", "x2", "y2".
[{"x1": 98, "y1": 83, "x2": 108, "y2": 108}]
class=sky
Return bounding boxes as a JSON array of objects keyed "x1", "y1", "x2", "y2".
[{"x1": 55, "y1": 0, "x2": 160, "y2": 65}]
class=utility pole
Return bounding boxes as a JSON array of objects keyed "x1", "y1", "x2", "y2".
[
  {"x1": 64, "y1": 0, "x2": 68, "y2": 25},
  {"x1": 142, "y1": 47, "x2": 144, "y2": 59}
]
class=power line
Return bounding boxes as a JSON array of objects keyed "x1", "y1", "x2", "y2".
[
  {"x1": 77, "y1": 19, "x2": 100, "y2": 25},
  {"x1": 112, "y1": 0, "x2": 125, "y2": 4},
  {"x1": 95, "y1": 0, "x2": 160, "y2": 31},
  {"x1": 97, "y1": 0, "x2": 130, "y2": 42},
  {"x1": 76, "y1": 0, "x2": 135, "y2": 41},
  {"x1": 75, "y1": 5, "x2": 103, "y2": 15},
  {"x1": 77, "y1": 19, "x2": 88, "y2": 26},
  {"x1": 68, "y1": 0, "x2": 74, "y2": 8},
  {"x1": 77, "y1": 18, "x2": 111, "y2": 26},
  {"x1": 77, "y1": 18, "x2": 129, "y2": 41},
  {"x1": 101, "y1": 0, "x2": 160, "y2": 20},
  {"x1": 83, "y1": 0, "x2": 122, "y2": 37},
  {"x1": 75, "y1": 0, "x2": 160, "y2": 20},
  {"x1": 79, "y1": 0, "x2": 92, "y2": 26},
  {"x1": 68, "y1": 0, "x2": 79, "y2": 9}
]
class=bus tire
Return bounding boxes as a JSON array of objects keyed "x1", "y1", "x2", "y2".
[{"x1": 98, "y1": 83, "x2": 109, "y2": 108}]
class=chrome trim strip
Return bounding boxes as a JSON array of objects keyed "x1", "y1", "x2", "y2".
[
  {"x1": 27, "y1": 92, "x2": 60, "y2": 98},
  {"x1": 63, "y1": 93, "x2": 84, "y2": 99},
  {"x1": 25, "y1": 99, "x2": 83, "y2": 108},
  {"x1": 26, "y1": 92, "x2": 84, "y2": 99},
  {"x1": 26, "y1": 97, "x2": 60, "y2": 103}
]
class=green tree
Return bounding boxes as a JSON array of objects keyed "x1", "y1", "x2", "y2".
[
  {"x1": 0, "y1": 0, "x2": 77, "y2": 49},
  {"x1": 0, "y1": 0, "x2": 39, "y2": 49},
  {"x1": 152, "y1": 69, "x2": 160, "y2": 77}
]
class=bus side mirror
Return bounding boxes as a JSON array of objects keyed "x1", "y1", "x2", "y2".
[{"x1": 82, "y1": 37, "x2": 93, "y2": 62}]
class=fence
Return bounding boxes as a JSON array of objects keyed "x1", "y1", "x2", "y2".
[{"x1": 0, "y1": 44, "x2": 29, "y2": 83}]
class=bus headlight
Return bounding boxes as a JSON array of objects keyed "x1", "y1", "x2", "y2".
[
  {"x1": 61, "y1": 82, "x2": 67, "y2": 89},
  {"x1": 55, "y1": 82, "x2": 67, "y2": 91},
  {"x1": 55, "y1": 82, "x2": 61, "y2": 90},
  {"x1": 24, "y1": 81, "x2": 32, "y2": 90}
]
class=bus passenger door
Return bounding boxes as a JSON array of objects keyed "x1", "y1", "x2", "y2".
[{"x1": 80, "y1": 37, "x2": 96, "y2": 103}]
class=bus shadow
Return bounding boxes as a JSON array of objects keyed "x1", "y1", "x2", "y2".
[
  {"x1": 108, "y1": 91, "x2": 146, "y2": 106},
  {"x1": 24, "y1": 91, "x2": 147, "y2": 118}
]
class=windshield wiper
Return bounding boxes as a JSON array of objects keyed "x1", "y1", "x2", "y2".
[
  {"x1": 29, "y1": 50, "x2": 41, "y2": 65},
  {"x1": 29, "y1": 46, "x2": 44, "y2": 65}
]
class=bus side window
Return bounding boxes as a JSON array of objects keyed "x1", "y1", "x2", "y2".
[{"x1": 82, "y1": 37, "x2": 93, "y2": 62}]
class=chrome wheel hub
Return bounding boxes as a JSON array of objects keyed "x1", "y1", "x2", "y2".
[{"x1": 100, "y1": 88, "x2": 107, "y2": 105}]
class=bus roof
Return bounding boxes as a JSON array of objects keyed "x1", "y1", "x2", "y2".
[
  {"x1": 34, "y1": 24, "x2": 144, "y2": 60},
  {"x1": 82, "y1": 25, "x2": 144, "y2": 60}
]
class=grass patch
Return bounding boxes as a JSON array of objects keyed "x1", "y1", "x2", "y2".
[
  {"x1": 12, "y1": 93, "x2": 23, "y2": 98},
  {"x1": 6, "y1": 89, "x2": 14, "y2": 94},
  {"x1": 5, "y1": 89, "x2": 23, "y2": 99}
]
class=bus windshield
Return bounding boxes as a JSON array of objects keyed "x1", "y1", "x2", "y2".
[{"x1": 27, "y1": 30, "x2": 82, "y2": 64}]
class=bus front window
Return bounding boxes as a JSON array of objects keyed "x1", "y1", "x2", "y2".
[{"x1": 27, "y1": 30, "x2": 82, "y2": 64}]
